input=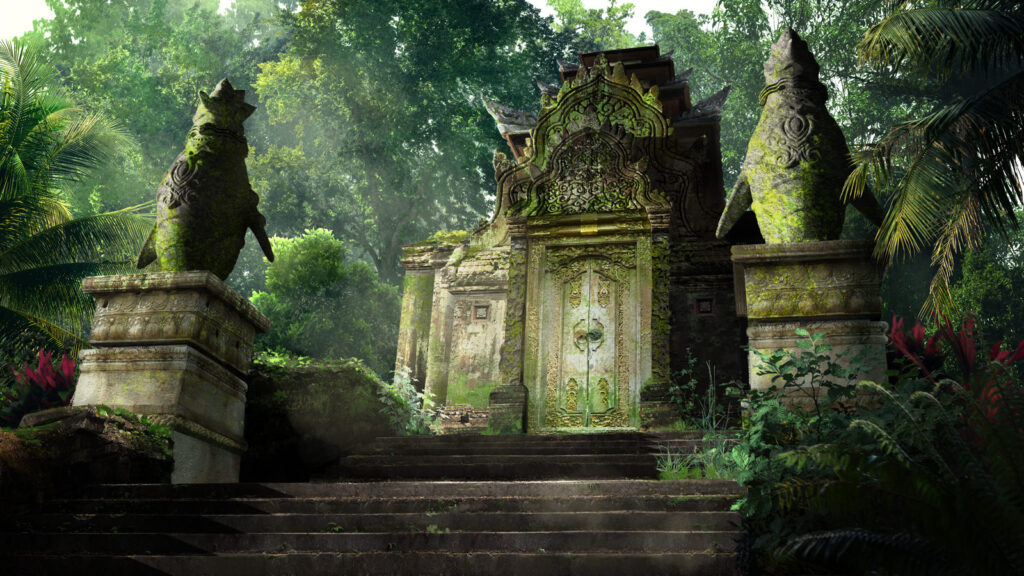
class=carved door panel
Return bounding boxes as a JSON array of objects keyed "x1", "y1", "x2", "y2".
[{"x1": 553, "y1": 260, "x2": 619, "y2": 427}]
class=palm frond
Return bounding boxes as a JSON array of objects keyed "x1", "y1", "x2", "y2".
[
  {"x1": 921, "y1": 191, "x2": 984, "y2": 315},
  {"x1": 0, "y1": 205, "x2": 152, "y2": 274},
  {"x1": 859, "y1": 7, "x2": 1024, "y2": 81},
  {"x1": 0, "y1": 262, "x2": 128, "y2": 342},
  {"x1": 0, "y1": 39, "x2": 137, "y2": 359},
  {"x1": 848, "y1": 69, "x2": 1024, "y2": 313},
  {"x1": 782, "y1": 528, "x2": 954, "y2": 576},
  {"x1": 0, "y1": 303, "x2": 85, "y2": 354},
  {"x1": 0, "y1": 194, "x2": 71, "y2": 243}
]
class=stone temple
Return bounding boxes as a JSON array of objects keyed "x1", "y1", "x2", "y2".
[{"x1": 395, "y1": 46, "x2": 756, "y2": 433}]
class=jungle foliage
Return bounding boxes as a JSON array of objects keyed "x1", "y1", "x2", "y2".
[
  {"x1": 5, "y1": 0, "x2": 1024, "y2": 379},
  {"x1": 844, "y1": 0, "x2": 1024, "y2": 313},
  {"x1": 667, "y1": 325, "x2": 1024, "y2": 575},
  {"x1": 0, "y1": 39, "x2": 150, "y2": 387},
  {"x1": 251, "y1": 229, "x2": 400, "y2": 377}
]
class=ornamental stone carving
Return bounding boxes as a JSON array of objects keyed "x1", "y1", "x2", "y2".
[
  {"x1": 493, "y1": 55, "x2": 680, "y2": 219},
  {"x1": 716, "y1": 29, "x2": 884, "y2": 243}
]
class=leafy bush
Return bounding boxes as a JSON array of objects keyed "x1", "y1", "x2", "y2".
[
  {"x1": 1, "y1": 349, "x2": 76, "y2": 427},
  {"x1": 250, "y1": 229, "x2": 401, "y2": 377},
  {"x1": 732, "y1": 319, "x2": 1024, "y2": 575}
]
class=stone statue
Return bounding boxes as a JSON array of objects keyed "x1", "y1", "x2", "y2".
[
  {"x1": 716, "y1": 28, "x2": 883, "y2": 243},
  {"x1": 137, "y1": 79, "x2": 274, "y2": 279}
]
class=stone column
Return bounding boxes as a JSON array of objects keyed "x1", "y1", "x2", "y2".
[
  {"x1": 732, "y1": 240, "x2": 887, "y2": 403},
  {"x1": 72, "y1": 272, "x2": 269, "y2": 484},
  {"x1": 641, "y1": 206, "x2": 674, "y2": 427},
  {"x1": 489, "y1": 216, "x2": 528, "y2": 433},
  {"x1": 395, "y1": 245, "x2": 440, "y2": 391}
]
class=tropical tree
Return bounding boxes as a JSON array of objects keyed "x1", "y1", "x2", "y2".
[
  {"x1": 21, "y1": 0, "x2": 294, "y2": 215},
  {"x1": 546, "y1": 0, "x2": 643, "y2": 52},
  {"x1": 843, "y1": 0, "x2": 1024, "y2": 313},
  {"x1": 0, "y1": 40, "x2": 150, "y2": 365},
  {"x1": 253, "y1": 0, "x2": 576, "y2": 284}
]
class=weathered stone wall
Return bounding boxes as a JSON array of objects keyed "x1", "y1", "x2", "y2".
[
  {"x1": 669, "y1": 241, "x2": 748, "y2": 389},
  {"x1": 242, "y1": 359, "x2": 416, "y2": 481},
  {"x1": 395, "y1": 245, "x2": 439, "y2": 390},
  {"x1": 413, "y1": 242, "x2": 510, "y2": 419}
]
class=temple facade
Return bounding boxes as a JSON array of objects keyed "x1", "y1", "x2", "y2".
[{"x1": 395, "y1": 46, "x2": 750, "y2": 433}]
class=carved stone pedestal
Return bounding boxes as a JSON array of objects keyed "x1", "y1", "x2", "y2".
[
  {"x1": 732, "y1": 240, "x2": 887, "y2": 404},
  {"x1": 72, "y1": 272, "x2": 269, "y2": 483}
]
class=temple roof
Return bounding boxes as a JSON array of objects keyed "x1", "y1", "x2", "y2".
[{"x1": 485, "y1": 44, "x2": 729, "y2": 162}]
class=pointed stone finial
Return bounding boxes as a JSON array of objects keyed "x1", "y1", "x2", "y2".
[
  {"x1": 761, "y1": 28, "x2": 826, "y2": 105},
  {"x1": 716, "y1": 28, "x2": 883, "y2": 243}
]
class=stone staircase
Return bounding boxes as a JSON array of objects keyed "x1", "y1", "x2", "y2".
[
  {"x1": 1, "y1": 432, "x2": 745, "y2": 575},
  {"x1": 327, "y1": 431, "x2": 703, "y2": 480}
]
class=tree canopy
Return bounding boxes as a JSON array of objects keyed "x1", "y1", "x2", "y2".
[{"x1": 7, "y1": 0, "x2": 1023, "y2": 374}]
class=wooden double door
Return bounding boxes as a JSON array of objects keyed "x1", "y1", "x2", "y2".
[{"x1": 535, "y1": 244, "x2": 639, "y2": 430}]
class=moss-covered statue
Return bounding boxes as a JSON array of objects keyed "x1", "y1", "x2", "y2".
[
  {"x1": 137, "y1": 79, "x2": 274, "y2": 279},
  {"x1": 716, "y1": 28, "x2": 883, "y2": 243}
]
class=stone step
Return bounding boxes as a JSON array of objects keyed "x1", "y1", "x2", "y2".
[
  {"x1": 325, "y1": 432, "x2": 707, "y2": 480},
  {"x1": 342, "y1": 453, "x2": 659, "y2": 464},
  {"x1": 7, "y1": 510, "x2": 738, "y2": 534},
  {"x1": 356, "y1": 440, "x2": 701, "y2": 456},
  {"x1": 36, "y1": 494, "x2": 738, "y2": 515},
  {"x1": 3, "y1": 475, "x2": 743, "y2": 575},
  {"x1": 77, "y1": 479, "x2": 744, "y2": 500},
  {"x1": 367, "y1": 432, "x2": 703, "y2": 443},
  {"x1": 0, "y1": 530, "x2": 739, "y2": 556},
  {"x1": 330, "y1": 461, "x2": 659, "y2": 480},
  {"x1": 1, "y1": 552, "x2": 739, "y2": 576}
]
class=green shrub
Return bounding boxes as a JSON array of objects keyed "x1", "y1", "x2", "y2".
[
  {"x1": 732, "y1": 320, "x2": 1024, "y2": 575},
  {"x1": 250, "y1": 229, "x2": 400, "y2": 377}
]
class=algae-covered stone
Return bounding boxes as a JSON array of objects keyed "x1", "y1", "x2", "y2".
[
  {"x1": 137, "y1": 79, "x2": 274, "y2": 280},
  {"x1": 716, "y1": 29, "x2": 883, "y2": 243}
]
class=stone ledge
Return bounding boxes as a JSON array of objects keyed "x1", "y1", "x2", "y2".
[
  {"x1": 146, "y1": 414, "x2": 247, "y2": 454},
  {"x1": 83, "y1": 272, "x2": 269, "y2": 333},
  {"x1": 731, "y1": 239, "x2": 883, "y2": 320},
  {"x1": 731, "y1": 239, "x2": 876, "y2": 265}
]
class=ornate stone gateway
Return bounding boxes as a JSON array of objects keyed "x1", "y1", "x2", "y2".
[{"x1": 394, "y1": 45, "x2": 747, "y2": 434}]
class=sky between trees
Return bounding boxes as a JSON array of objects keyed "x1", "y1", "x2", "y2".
[{"x1": 1, "y1": 0, "x2": 720, "y2": 40}]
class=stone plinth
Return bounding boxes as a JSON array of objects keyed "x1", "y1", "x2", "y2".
[
  {"x1": 85, "y1": 272, "x2": 268, "y2": 373},
  {"x1": 73, "y1": 272, "x2": 268, "y2": 483},
  {"x1": 732, "y1": 240, "x2": 887, "y2": 400}
]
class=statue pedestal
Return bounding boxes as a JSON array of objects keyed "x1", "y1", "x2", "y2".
[
  {"x1": 72, "y1": 272, "x2": 269, "y2": 483},
  {"x1": 732, "y1": 240, "x2": 887, "y2": 404}
]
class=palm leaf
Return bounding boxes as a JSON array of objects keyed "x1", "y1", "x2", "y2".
[
  {"x1": 0, "y1": 205, "x2": 152, "y2": 274},
  {"x1": 0, "y1": 262, "x2": 129, "y2": 342},
  {"x1": 846, "y1": 69, "x2": 1024, "y2": 313},
  {"x1": 0, "y1": 39, "x2": 138, "y2": 357},
  {"x1": 859, "y1": 6, "x2": 1024, "y2": 81},
  {"x1": 782, "y1": 528, "x2": 954, "y2": 576},
  {"x1": 0, "y1": 303, "x2": 84, "y2": 353}
]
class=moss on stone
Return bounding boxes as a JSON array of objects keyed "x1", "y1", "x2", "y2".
[
  {"x1": 427, "y1": 229, "x2": 471, "y2": 245},
  {"x1": 0, "y1": 407, "x2": 173, "y2": 499},
  {"x1": 243, "y1": 356, "x2": 426, "y2": 481}
]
